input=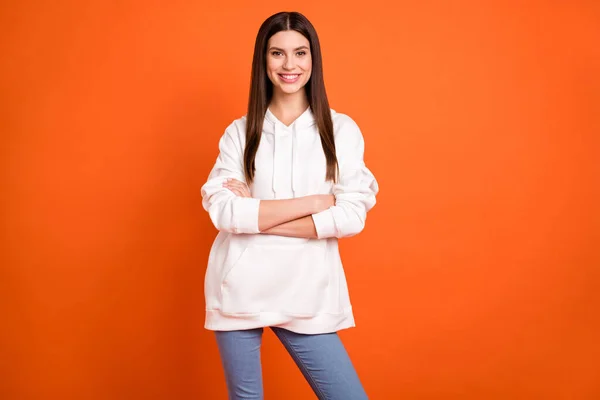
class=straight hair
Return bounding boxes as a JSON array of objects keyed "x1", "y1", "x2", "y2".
[{"x1": 244, "y1": 11, "x2": 338, "y2": 184}]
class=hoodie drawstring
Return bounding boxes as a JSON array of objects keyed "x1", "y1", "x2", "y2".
[
  {"x1": 265, "y1": 106, "x2": 316, "y2": 198},
  {"x1": 272, "y1": 122, "x2": 278, "y2": 197},
  {"x1": 291, "y1": 126, "x2": 298, "y2": 196}
]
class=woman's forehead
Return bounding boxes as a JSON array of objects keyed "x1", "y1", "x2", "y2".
[{"x1": 268, "y1": 30, "x2": 309, "y2": 49}]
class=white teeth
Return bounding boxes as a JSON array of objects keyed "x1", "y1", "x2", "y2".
[{"x1": 281, "y1": 74, "x2": 299, "y2": 79}]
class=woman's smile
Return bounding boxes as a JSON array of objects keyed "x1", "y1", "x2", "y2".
[{"x1": 278, "y1": 73, "x2": 301, "y2": 83}]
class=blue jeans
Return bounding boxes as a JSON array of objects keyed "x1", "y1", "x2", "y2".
[{"x1": 215, "y1": 327, "x2": 368, "y2": 399}]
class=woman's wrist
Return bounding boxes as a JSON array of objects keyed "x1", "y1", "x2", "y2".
[
  {"x1": 304, "y1": 194, "x2": 334, "y2": 215},
  {"x1": 302, "y1": 195, "x2": 321, "y2": 215},
  {"x1": 260, "y1": 215, "x2": 318, "y2": 239}
]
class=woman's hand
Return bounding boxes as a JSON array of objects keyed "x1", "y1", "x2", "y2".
[
  {"x1": 223, "y1": 178, "x2": 252, "y2": 197},
  {"x1": 223, "y1": 178, "x2": 252, "y2": 198},
  {"x1": 310, "y1": 194, "x2": 335, "y2": 213}
]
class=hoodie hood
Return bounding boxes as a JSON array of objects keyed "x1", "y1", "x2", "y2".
[{"x1": 263, "y1": 106, "x2": 317, "y2": 197}]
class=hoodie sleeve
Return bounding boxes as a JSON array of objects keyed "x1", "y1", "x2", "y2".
[
  {"x1": 200, "y1": 122, "x2": 261, "y2": 234},
  {"x1": 311, "y1": 117, "x2": 379, "y2": 239}
]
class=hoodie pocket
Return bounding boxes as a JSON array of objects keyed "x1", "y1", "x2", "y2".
[{"x1": 220, "y1": 242, "x2": 329, "y2": 316}]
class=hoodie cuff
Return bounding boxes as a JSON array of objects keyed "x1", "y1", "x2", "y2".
[
  {"x1": 311, "y1": 208, "x2": 337, "y2": 239},
  {"x1": 234, "y1": 197, "x2": 261, "y2": 234}
]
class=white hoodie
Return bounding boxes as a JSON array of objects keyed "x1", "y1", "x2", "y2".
[{"x1": 201, "y1": 107, "x2": 379, "y2": 334}]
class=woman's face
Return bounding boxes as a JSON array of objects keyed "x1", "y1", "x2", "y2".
[{"x1": 266, "y1": 30, "x2": 312, "y2": 96}]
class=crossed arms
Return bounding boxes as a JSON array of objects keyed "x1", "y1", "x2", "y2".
[
  {"x1": 200, "y1": 120, "x2": 378, "y2": 240},
  {"x1": 222, "y1": 178, "x2": 334, "y2": 238}
]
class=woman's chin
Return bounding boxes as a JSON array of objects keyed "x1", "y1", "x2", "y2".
[{"x1": 276, "y1": 85, "x2": 306, "y2": 95}]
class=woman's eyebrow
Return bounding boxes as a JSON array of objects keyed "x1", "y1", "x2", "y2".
[{"x1": 268, "y1": 46, "x2": 310, "y2": 51}]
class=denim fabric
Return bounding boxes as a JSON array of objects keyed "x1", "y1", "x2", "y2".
[{"x1": 215, "y1": 327, "x2": 368, "y2": 399}]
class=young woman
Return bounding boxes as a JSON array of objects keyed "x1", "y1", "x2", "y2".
[{"x1": 201, "y1": 11, "x2": 379, "y2": 400}]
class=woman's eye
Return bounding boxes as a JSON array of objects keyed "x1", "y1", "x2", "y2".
[{"x1": 270, "y1": 51, "x2": 307, "y2": 57}]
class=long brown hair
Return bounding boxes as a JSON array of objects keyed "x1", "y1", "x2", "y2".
[{"x1": 244, "y1": 11, "x2": 337, "y2": 184}]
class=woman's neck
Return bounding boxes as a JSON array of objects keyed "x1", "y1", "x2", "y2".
[{"x1": 268, "y1": 89, "x2": 309, "y2": 126}]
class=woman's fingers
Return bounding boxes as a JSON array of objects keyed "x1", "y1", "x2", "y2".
[
  {"x1": 225, "y1": 179, "x2": 244, "y2": 188},
  {"x1": 224, "y1": 179, "x2": 250, "y2": 197},
  {"x1": 238, "y1": 183, "x2": 251, "y2": 197},
  {"x1": 223, "y1": 178, "x2": 242, "y2": 187},
  {"x1": 223, "y1": 179, "x2": 250, "y2": 198},
  {"x1": 229, "y1": 188, "x2": 244, "y2": 197},
  {"x1": 225, "y1": 182, "x2": 246, "y2": 193}
]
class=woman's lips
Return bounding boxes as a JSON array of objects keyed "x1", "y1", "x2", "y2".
[{"x1": 278, "y1": 73, "x2": 301, "y2": 83}]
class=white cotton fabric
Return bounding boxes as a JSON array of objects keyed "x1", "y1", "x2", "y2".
[{"x1": 201, "y1": 107, "x2": 379, "y2": 334}]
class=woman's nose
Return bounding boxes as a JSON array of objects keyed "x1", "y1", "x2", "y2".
[{"x1": 284, "y1": 56, "x2": 295, "y2": 69}]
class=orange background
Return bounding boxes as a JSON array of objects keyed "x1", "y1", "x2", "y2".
[{"x1": 1, "y1": 1, "x2": 599, "y2": 399}]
